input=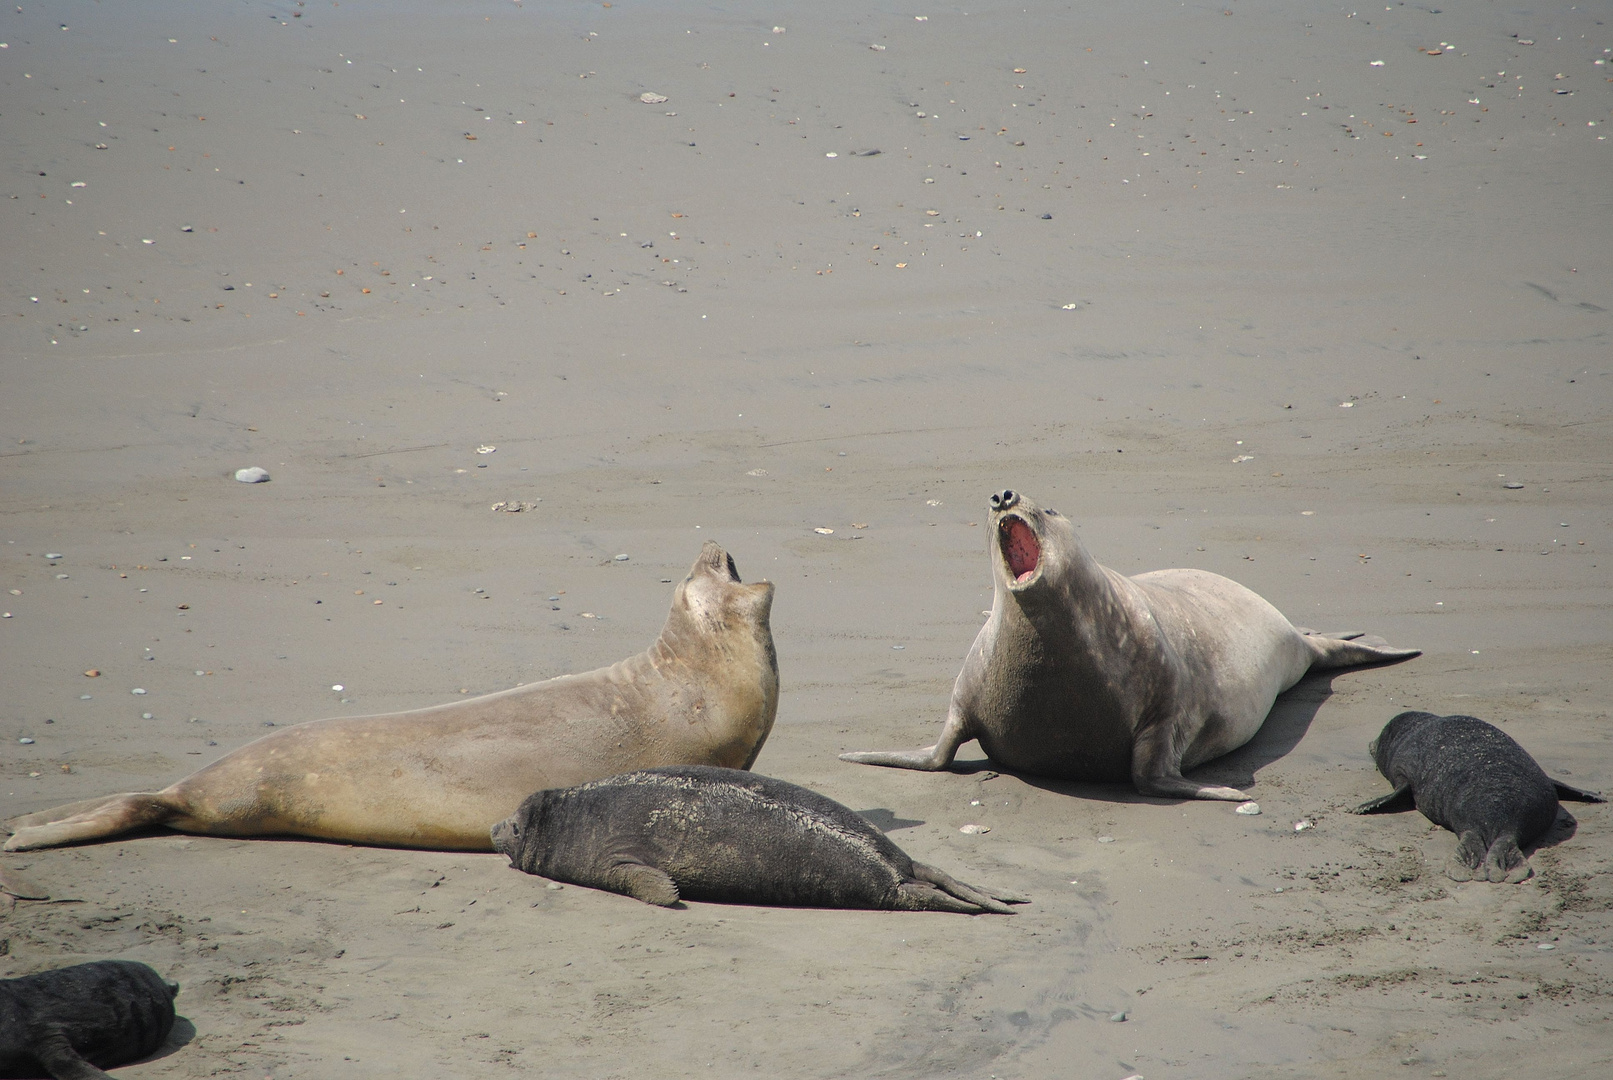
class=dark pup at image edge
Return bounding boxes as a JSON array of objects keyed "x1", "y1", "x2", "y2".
[{"x1": 1354, "y1": 711, "x2": 1605, "y2": 882}]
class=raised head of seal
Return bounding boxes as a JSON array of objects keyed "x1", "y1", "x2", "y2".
[
  {"x1": 1353, "y1": 711, "x2": 1605, "y2": 882},
  {"x1": 842, "y1": 489, "x2": 1419, "y2": 801},
  {"x1": 492, "y1": 765, "x2": 1027, "y2": 914},
  {"x1": 5, "y1": 542, "x2": 778, "y2": 853},
  {"x1": 0, "y1": 959, "x2": 178, "y2": 1079}
]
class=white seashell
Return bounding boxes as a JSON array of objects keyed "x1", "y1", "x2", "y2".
[
  {"x1": 958, "y1": 823, "x2": 990, "y2": 835},
  {"x1": 1235, "y1": 801, "x2": 1261, "y2": 815},
  {"x1": 234, "y1": 466, "x2": 271, "y2": 483},
  {"x1": 639, "y1": 92, "x2": 669, "y2": 104}
]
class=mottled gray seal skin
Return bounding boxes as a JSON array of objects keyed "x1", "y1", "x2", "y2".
[
  {"x1": 491, "y1": 766, "x2": 1026, "y2": 914},
  {"x1": 1353, "y1": 711, "x2": 1606, "y2": 883},
  {"x1": 0, "y1": 960, "x2": 177, "y2": 1080},
  {"x1": 843, "y1": 490, "x2": 1420, "y2": 801},
  {"x1": 7, "y1": 542, "x2": 777, "y2": 853}
]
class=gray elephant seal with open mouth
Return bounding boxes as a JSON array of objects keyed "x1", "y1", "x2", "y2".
[
  {"x1": 492, "y1": 765, "x2": 1026, "y2": 914},
  {"x1": 842, "y1": 489, "x2": 1419, "y2": 801},
  {"x1": 1353, "y1": 711, "x2": 1605, "y2": 882},
  {"x1": 0, "y1": 959, "x2": 177, "y2": 1080},
  {"x1": 6, "y1": 543, "x2": 777, "y2": 853}
]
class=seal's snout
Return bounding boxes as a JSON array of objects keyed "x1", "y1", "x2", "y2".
[
  {"x1": 490, "y1": 815, "x2": 520, "y2": 859},
  {"x1": 999, "y1": 516, "x2": 1040, "y2": 583},
  {"x1": 990, "y1": 489, "x2": 1019, "y2": 511}
]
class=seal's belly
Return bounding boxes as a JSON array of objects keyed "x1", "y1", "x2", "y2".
[{"x1": 971, "y1": 681, "x2": 1137, "y2": 782}]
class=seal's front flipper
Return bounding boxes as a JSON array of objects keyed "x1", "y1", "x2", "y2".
[
  {"x1": 602, "y1": 860, "x2": 680, "y2": 907},
  {"x1": 1552, "y1": 778, "x2": 1607, "y2": 804},
  {"x1": 32, "y1": 1028, "x2": 117, "y2": 1080},
  {"x1": 1352, "y1": 784, "x2": 1415, "y2": 815},
  {"x1": 1134, "y1": 775, "x2": 1251, "y2": 801},
  {"x1": 841, "y1": 709, "x2": 970, "y2": 772},
  {"x1": 4, "y1": 792, "x2": 180, "y2": 852}
]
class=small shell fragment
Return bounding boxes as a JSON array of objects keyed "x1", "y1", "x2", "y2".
[
  {"x1": 1294, "y1": 819, "x2": 1313, "y2": 832},
  {"x1": 476, "y1": 445, "x2": 496, "y2": 454},
  {"x1": 1235, "y1": 801, "x2": 1261, "y2": 815},
  {"x1": 958, "y1": 823, "x2": 990, "y2": 835},
  {"x1": 814, "y1": 527, "x2": 834, "y2": 535},
  {"x1": 639, "y1": 92, "x2": 669, "y2": 104},
  {"x1": 1097, "y1": 835, "x2": 1116, "y2": 844},
  {"x1": 234, "y1": 466, "x2": 271, "y2": 483}
]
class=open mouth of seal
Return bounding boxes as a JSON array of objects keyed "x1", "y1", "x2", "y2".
[{"x1": 999, "y1": 516, "x2": 1040, "y2": 583}]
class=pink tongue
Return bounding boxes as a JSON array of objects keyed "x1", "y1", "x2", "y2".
[{"x1": 1002, "y1": 519, "x2": 1040, "y2": 581}]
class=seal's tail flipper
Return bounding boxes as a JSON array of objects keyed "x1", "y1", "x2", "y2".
[
  {"x1": 1552, "y1": 778, "x2": 1607, "y2": 803},
  {"x1": 1352, "y1": 784, "x2": 1416, "y2": 815},
  {"x1": 1445, "y1": 829, "x2": 1489, "y2": 882},
  {"x1": 909, "y1": 861, "x2": 1025, "y2": 914},
  {"x1": 1297, "y1": 628, "x2": 1420, "y2": 670},
  {"x1": 896, "y1": 865, "x2": 1015, "y2": 914},
  {"x1": 4, "y1": 792, "x2": 180, "y2": 852},
  {"x1": 1483, "y1": 836, "x2": 1533, "y2": 884}
]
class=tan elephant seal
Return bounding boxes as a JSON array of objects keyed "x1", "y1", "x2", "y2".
[
  {"x1": 5, "y1": 542, "x2": 777, "y2": 852},
  {"x1": 842, "y1": 490, "x2": 1418, "y2": 801}
]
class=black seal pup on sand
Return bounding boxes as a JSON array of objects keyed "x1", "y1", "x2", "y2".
[
  {"x1": 1353, "y1": 711, "x2": 1606, "y2": 882},
  {"x1": 0, "y1": 960, "x2": 178, "y2": 1079},
  {"x1": 491, "y1": 765, "x2": 1026, "y2": 914},
  {"x1": 843, "y1": 489, "x2": 1419, "y2": 800}
]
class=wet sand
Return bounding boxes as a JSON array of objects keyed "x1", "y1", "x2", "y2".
[{"x1": 2, "y1": 2, "x2": 1610, "y2": 1077}]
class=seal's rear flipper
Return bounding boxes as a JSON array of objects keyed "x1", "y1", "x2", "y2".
[
  {"x1": 4, "y1": 792, "x2": 180, "y2": 852},
  {"x1": 32, "y1": 1028, "x2": 117, "y2": 1080},
  {"x1": 1445, "y1": 830, "x2": 1488, "y2": 882},
  {"x1": 1482, "y1": 837, "x2": 1533, "y2": 884},
  {"x1": 909, "y1": 862, "x2": 1024, "y2": 914},
  {"x1": 1352, "y1": 784, "x2": 1415, "y2": 815},
  {"x1": 1299, "y1": 629, "x2": 1421, "y2": 670},
  {"x1": 1552, "y1": 778, "x2": 1607, "y2": 803}
]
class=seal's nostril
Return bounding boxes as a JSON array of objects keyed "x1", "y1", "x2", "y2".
[{"x1": 994, "y1": 489, "x2": 1018, "y2": 510}]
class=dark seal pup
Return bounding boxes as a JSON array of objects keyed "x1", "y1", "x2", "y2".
[
  {"x1": 1353, "y1": 711, "x2": 1606, "y2": 883},
  {"x1": 7, "y1": 542, "x2": 777, "y2": 854},
  {"x1": 491, "y1": 766, "x2": 1026, "y2": 914},
  {"x1": 843, "y1": 490, "x2": 1420, "y2": 800},
  {"x1": 0, "y1": 960, "x2": 178, "y2": 1080}
]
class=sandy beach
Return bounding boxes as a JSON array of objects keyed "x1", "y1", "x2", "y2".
[{"x1": 3, "y1": 1, "x2": 1610, "y2": 1076}]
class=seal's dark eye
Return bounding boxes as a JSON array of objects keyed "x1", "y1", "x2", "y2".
[
  {"x1": 1045, "y1": 509, "x2": 1060, "y2": 516},
  {"x1": 725, "y1": 553, "x2": 739, "y2": 580}
]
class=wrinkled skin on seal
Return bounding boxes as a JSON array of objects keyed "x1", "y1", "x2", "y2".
[
  {"x1": 5, "y1": 543, "x2": 778, "y2": 853},
  {"x1": 842, "y1": 490, "x2": 1420, "y2": 801},
  {"x1": 492, "y1": 765, "x2": 1027, "y2": 914},
  {"x1": 1353, "y1": 711, "x2": 1606, "y2": 883},
  {"x1": 0, "y1": 960, "x2": 178, "y2": 1080}
]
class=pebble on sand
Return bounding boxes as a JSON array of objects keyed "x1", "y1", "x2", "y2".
[
  {"x1": 235, "y1": 466, "x2": 271, "y2": 483},
  {"x1": 1235, "y1": 801, "x2": 1261, "y2": 815},
  {"x1": 958, "y1": 823, "x2": 990, "y2": 834},
  {"x1": 18, "y1": 738, "x2": 34, "y2": 745},
  {"x1": 639, "y1": 92, "x2": 669, "y2": 104},
  {"x1": 132, "y1": 688, "x2": 147, "y2": 695}
]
